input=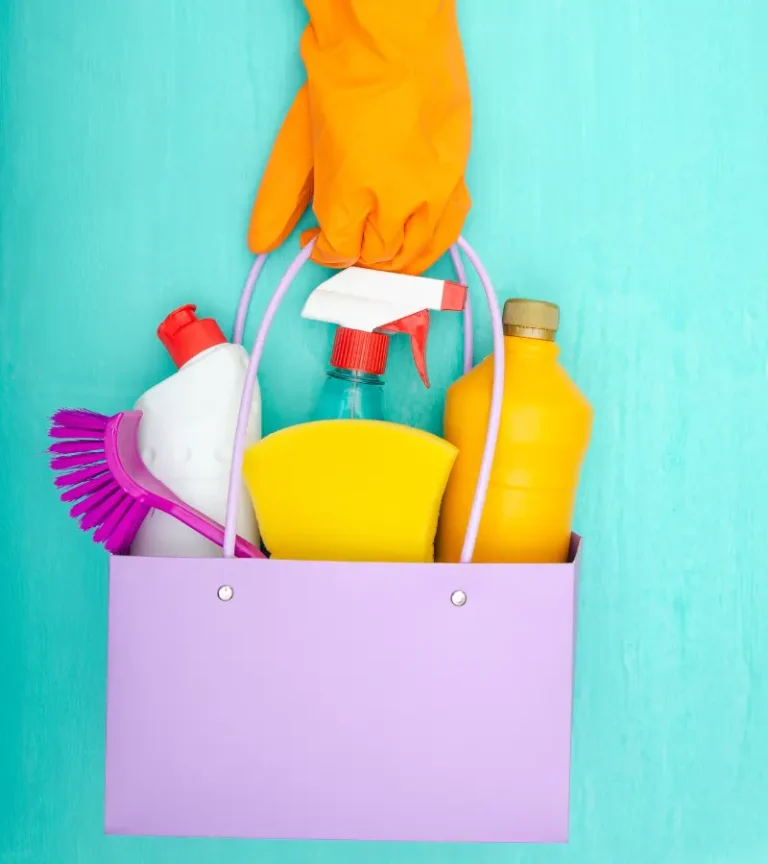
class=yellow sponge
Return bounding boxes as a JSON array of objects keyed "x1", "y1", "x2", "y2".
[{"x1": 242, "y1": 420, "x2": 458, "y2": 562}]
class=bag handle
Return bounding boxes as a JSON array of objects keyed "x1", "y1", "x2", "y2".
[
  {"x1": 227, "y1": 242, "x2": 482, "y2": 555},
  {"x1": 223, "y1": 237, "x2": 504, "y2": 564},
  {"x1": 232, "y1": 253, "x2": 268, "y2": 347},
  {"x1": 233, "y1": 250, "x2": 474, "y2": 371}
]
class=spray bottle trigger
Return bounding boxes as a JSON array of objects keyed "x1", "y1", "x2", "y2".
[{"x1": 381, "y1": 310, "x2": 431, "y2": 388}]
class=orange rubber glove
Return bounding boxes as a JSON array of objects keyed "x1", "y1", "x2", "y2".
[{"x1": 247, "y1": 0, "x2": 472, "y2": 275}]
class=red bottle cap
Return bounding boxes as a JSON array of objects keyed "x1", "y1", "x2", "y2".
[
  {"x1": 157, "y1": 304, "x2": 227, "y2": 368},
  {"x1": 330, "y1": 327, "x2": 389, "y2": 375}
]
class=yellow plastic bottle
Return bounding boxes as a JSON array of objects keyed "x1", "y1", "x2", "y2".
[{"x1": 436, "y1": 299, "x2": 592, "y2": 564}]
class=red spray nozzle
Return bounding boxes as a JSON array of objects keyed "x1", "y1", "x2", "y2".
[
  {"x1": 381, "y1": 281, "x2": 468, "y2": 387},
  {"x1": 301, "y1": 268, "x2": 468, "y2": 387}
]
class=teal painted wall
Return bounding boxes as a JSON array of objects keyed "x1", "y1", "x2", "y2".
[{"x1": 2, "y1": 1, "x2": 767, "y2": 862}]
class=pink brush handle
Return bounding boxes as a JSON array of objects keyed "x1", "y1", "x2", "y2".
[
  {"x1": 108, "y1": 411, "x2": 263, "y2": 558},
  {"x1": 223, "y1": 239, "x2": 503, "y2": 563},
  {"x1": 155, "y1": 495, "x2": 261, "y2": 559}
]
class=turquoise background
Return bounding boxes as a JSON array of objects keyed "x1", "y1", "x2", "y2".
[{"x1": 2, "y1": 1, "x2": 767, "y2": 862}]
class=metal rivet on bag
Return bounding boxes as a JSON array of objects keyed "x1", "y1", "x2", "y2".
[
  {"x1": 217, "y1": 585, "x2": 234, "y2": 602},
  {"x1": 451, "y1": 590, "x2": 467, "y2": 607}
]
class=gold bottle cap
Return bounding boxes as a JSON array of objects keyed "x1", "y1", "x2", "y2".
[{"x1": 502, "y1": 299, "x2": 560, "y2": 341}]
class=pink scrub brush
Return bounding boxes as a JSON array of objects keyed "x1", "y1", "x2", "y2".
[{"x1": 48, "y1": 408, "x2": 263, "y2": 558}]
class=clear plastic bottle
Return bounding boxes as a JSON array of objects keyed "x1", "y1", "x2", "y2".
[
  {"x1": 313, "y1": 368, "x2": 385, "y2": 420},
  {"x1": 312, "y1": 327, "x2": 388, "y2": 421}
]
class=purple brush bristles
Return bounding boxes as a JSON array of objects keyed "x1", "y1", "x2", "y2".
[
  {"x1": 50, "y1": 451, "x2": 106, "y2": 472},
  {"x1": 49, "y1": 408, "x2": 110, "y2": 440},
  {"x1": 48, "y1": 408, "x2": 143, "y2": 554},
  {"x1": 103, "y1": 500, "x2": 151, "y2": 553},
  {"x1": 50, "y1": 408, "x2": 109, "y2": 431},
  {"x1": 47, "y1": 406, "x2": 263, "y2": 559},
  {"x1": 48, "y1": 439, "x2": 105, "y2": 455},
  {"x1": 59, "y1": 472, "x2": 112, "y2": 503},
  {"x1": 53, "y1": 462, "x2": 108, "y2": 488}
]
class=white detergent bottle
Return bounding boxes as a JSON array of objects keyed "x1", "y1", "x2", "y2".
[{"x1": 130, "y1": 304, "x2": 261, "y2": 557}]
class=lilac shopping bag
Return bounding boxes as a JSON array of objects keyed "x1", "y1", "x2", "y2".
[{"x1": 104, "y1": 237, "x2": 582, "y2": 843}]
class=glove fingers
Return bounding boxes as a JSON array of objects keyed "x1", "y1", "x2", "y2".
[
  {"x1": 376, "y1": 179, "x2": 471, "y2": 275},
  {"x1": 301, "y1": 179, "x2": 470, "y2": 274},
  {"x1": 309, "y1": 229, "x2": 362, "y2": 269},
  {"x1": 247, "y1": 84, "x2": 314, "y2": 254},
  {"x1": 305, "y1": 187, "x2": 372, "y2": 268},
  {"x1": 358, "y1": 212, "x2": 405, "y2": 270},
  {"x1": 405, "y1": 179, "x2": 471, "y2": 275},
  {"x1": 302, "y1": 226, "x2": 363, "y2": 270}
]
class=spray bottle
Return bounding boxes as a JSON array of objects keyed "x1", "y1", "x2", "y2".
[{"x1": 301, "y1": 268, "x2": 467, "y2": 420}]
